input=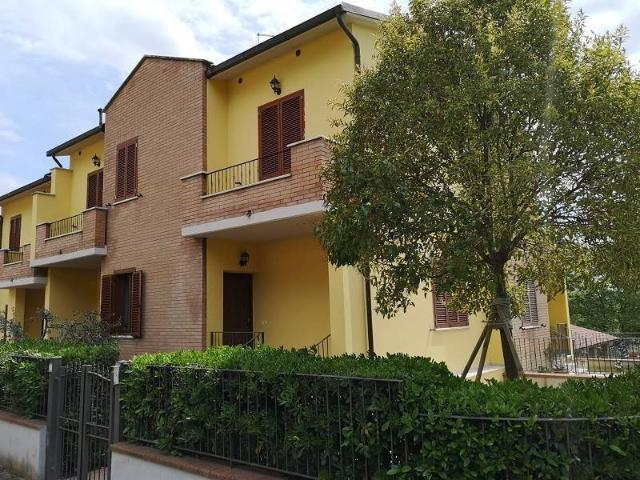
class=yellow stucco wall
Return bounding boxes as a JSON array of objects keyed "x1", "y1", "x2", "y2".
[
  {"x1": 23, "y1": 289, "x2": 45, "y2": 338},
  {"x1": 206, "y1": 236, "x2": 330, "y2": 349},
  {"x1": 1, "y1": 192, "x2": 37, "y2": 249},
  {"x1": 44, "y1": 268, "x2": 99, "y2": 320},
  {"x1": 547, "y1": 291, "x2": 571, "y2": 327},
  {"x1": 328, "y1": 266, "x2": 368, "y2": 355}
]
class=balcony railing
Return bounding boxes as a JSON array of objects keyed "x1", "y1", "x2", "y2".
[
  {"x1": 210, "y1": 331, "x2": 264, "y2": 348},
  {"x1": 2, "y1": 248, "x2": 23, "y2": 265},
  {"x1": 205, "y1": 151, "x2": 291, "y2": 196},
  {"x1": 47, "y1": 213, "x2": 83, "y2": 239},
  {"x1": 310, "y1": 334, "x2": 331, "y2": 358}
]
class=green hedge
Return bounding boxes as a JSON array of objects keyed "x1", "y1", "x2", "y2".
[
  {"x1": 123, "y1": 347, "x2": 640, "y2": 479},
  {"x1": 0, "y1": 339, "x2": 119, "y2": 417}
]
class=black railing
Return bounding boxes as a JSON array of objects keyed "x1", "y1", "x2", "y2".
[
  {"x1": 3, "y1": 247, "x2": 23, "y2": 264},
  {"x1": 515, "y1": 334, "x2": 640, "y2": 374},
  {"x1": 205, "y1": 150, "x2": 291, "y2": 196},
  {"x1": 47, "y1": 213, "x2": 83, "y2": 239},
  {"x1": 0, "y1": 354, "x2": 50, "y2": 418},
  {"x1": 122, "y1": 367, "x2": 405, "y2": 479},
  {"x1": 310, "y1": 334, "x2": 331, "y2": 358},
  {"x1": 209, "y1": 331, "x2": 264, "y2": 348}
]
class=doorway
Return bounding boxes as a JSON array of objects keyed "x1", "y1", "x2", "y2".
[{"x1": 223, "y1": 273, "x2": 253, "y2": 345}]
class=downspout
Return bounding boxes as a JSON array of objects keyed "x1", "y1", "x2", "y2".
[
  {"x1": 51, "y1": 155, "x2": 62, "y2": 168},
  {"x1": 365, "y1": 274, "x2": 375, "y2": 356},
  {"x1": 336, "y1": 11, "x2": 361, "y2": 71}
]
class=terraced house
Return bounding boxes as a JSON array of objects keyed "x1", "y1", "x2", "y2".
[{"x1": 0, "y1": 3, "x2": 572, "y2": 376}]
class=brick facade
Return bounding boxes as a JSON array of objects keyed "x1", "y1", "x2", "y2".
[
  {"x1": 102, "y1": 58, "x2": 208, "y2": 358},
  {"x1": 512, "y1": 288, "x2": 552, "y2": 370},
  {"x1": 0, "y1": 245, "x2": 45, "y2": 283},
  {"x1": 34, "y1": 208, "x2": 107, "y2": 259},
  {"x1": 181, "y1": 137, "x2": 330, "y2": 228}
]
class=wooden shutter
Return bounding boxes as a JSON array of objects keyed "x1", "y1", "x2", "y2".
[
  {"x1": 97, "y1": 170, "x2": 103, "y2": 207},
  {"x1": 116, "y1": 146, "x2": 126, "y2": 199},
  {"x1": 9, "y1": 216, "x2": 21, "y2": 251},
  {"x1": 523, "y1": 281, "x2": 539, "y2": 326},
  {"x1": 281, "y1": 93, "x2": 304, "y2": 172},
  {"x1": 130, "y1": 271, "x2": 143, "y2": 338},
  {"x1": 433, "y1": 289, "x2": 469, "y2": 328},
  {"x1": 100, "y1": 275, "x2": 114, "y2": 326},
  {"x1": 259, "y1": 103, "x2": 280, "y2": 179},
  {"x1": 434, "y1": 293, "x2": 449, "y2": 328},
  {"x1": 87, "y1": 170, "x2": 103, "y2": 208},
  {"x1": 125, "y1": 142, "x2": 137, "y2": 197}
]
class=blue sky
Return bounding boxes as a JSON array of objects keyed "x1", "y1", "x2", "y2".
[{"x1": 1, "y1": 0, "x2": 638, "y2": 196}]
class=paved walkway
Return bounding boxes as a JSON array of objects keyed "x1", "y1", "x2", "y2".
[{"x1": 0, "y1": 466, "x2": 24, "y2": 480}]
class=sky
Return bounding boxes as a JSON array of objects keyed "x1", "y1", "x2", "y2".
[{"x1": 0, "y1": 0, "x2": 639, "y2": 196}]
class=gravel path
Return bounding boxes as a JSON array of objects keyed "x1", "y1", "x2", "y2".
[{"x1": 0, "y1": 466, "x2": 24, "y2": 480}]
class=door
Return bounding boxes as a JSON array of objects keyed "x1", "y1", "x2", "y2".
[{"x1": 223, "y1": 273, "x2": 253, "y2": 345}]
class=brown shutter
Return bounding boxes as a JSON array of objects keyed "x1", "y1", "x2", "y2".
[
  {"x1": 523, "y1": 281, "x2": 539, "y2": 326},
  {"x1": 125, "y1": 142, "x2": 137, "y2": 197},
  {"x1": 433, "y1": 291, "x2": 449, "y2": 327},
  {"x1": 116, "y1": 146, "x2": 126, "y2": 199},
  {"x1": 130, "y1": 271, "x2": 143, "y2": 338},
  {"x1": 9, "y1": 216, "x2": 21, "y2": 251},
  {"x1": 281, "y1": 92, "x2": 304, "y2": 172},
  {"x1": 433, "y1": 288, "x2": 469, "y2": 328},
  {"x1": 259, "y1": 103, "x2": 280, "y2": 179},
  {"x1": 100, "y1": 275, "x2": 114, "y2": 325},
  {"x1": 87, "y1": 171, "x2": 98, "y2": 208},
  {"x1": 96, "y1": 170, "x2": 103, "y2": 207}
]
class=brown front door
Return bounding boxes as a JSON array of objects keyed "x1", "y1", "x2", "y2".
[{"x1": 223, "y1": 273, "x2": 253, "y2": 345}]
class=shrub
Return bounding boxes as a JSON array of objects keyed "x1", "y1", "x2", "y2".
[{"x1": 123, "y1": 347, "x2": 640, "y2": 479}]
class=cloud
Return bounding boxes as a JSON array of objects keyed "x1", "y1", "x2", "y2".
[
  {"x1": 0, "y1": 171, "x2": 28, "y2": 196},
  {"x1": 0, "y1": 112, "x2": 22, "y2": 144}
]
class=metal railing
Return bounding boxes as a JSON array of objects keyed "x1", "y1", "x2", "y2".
[
  {"x1": 515, "y1": 334, "x2": 640, "y2": 374},
  {"x1": 122, "y1": 366, "x2": 405, "y2": 479},
  {"x1": 3, "y1": 247, "x2": 23, "y2": 264},
  {"x1": 0, "y1": 354, "x2": 51, "y2": 418},
  {"x1": 47, "y1": 213, "x2": 83, "y2": 239},
  {"x1": 209, "y1": 331, "x2": 264, "y2": 348},
  {"x1": 310, "y1": 334, "x2": 331, "y2": 358},
  {"x1": 205, "y1": 150, "x2": 291, "y2": 195}
]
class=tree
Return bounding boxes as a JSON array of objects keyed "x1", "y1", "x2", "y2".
[
  {"x1": 317, "y1": 0, "x2": 640, "y2": 379},
  {"x1": 568, "y1": 284, "x2": 640, "y2": 333}
]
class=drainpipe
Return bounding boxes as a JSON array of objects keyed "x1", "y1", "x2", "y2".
[
  {"x1": 364, "y1": 270, "x2": 375, "y2": 356},
  {"x1": 98, "y1": 108, "x2": 104, "y2": 128},
  {"x1": 336, "y1": 11, "x2": 361, "y2": 71},
  {"x1": 51, "y1": 155, "x2": 62, "y2": 168}
]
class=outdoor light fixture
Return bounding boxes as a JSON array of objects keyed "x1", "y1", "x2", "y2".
[
  {"x1": 92, "y1": 154, "x2": 101, "y2": 167},
  {"x1": 239, "y1": 251, "x2": 250, "y2": 267},
  {"x1": 270, "y1": 76, "x2": 281, "y2": 95}
]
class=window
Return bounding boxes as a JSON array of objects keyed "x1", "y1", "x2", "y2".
[
  {"x1": 8, "y1": 215, "x2": 21, "y2": 251},
  {"x1": 87, "y1": 169, "x2": 104, "y2": 208},
  {"x1": 433, "y1": 290, "x2": 469, "y2": 328},
  {"x1": 116, "y1": 138, "x2": 138, "y2": 200},
  {"x1": 522, "y1": 281, "x2": 539, "y2": 327},
  {"x1": 258, "y1": 90, "x2": 304, "y2": 180},
  {"x1": 101, "y1": 271, "x2": 143, "y2": 337}
]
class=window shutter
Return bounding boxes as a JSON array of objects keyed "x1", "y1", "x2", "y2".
[
  {"x1": 125, "y1": 142, "x2": 137, "y2": 197},
  {"x1": 433, "y1": 288, "x2": 469, "y2": 328},
  {"x1": 130, "y1": 271, "x2": 143, "y2": 338},
  {"x1": 96, "y1": 170, "x2": 103, "y2": 207},
  {"x1": 523, "y1": 281, "x2": 539, "y2": 326},
  {"x1": 87, "y1": 172, "x2": 98, "y2": 208},
  {"x1": 116, "y1": 146, "x2": 126, "y2": 199},
  {"x1": 259, "y1": 103, "x2": 280, "y2": 179},
  {"x1": 434, "y1": 293, "x2": 449, "y2": 327},
  {"x1": 9, "y1": 216, "x2": 21, "y2": 251},
  {"x1": 100, "y1": 275, "x2": 114, "y2": 326},
  {"x1": 281, "y1": 93, "x2": 304, "y2": 172}
]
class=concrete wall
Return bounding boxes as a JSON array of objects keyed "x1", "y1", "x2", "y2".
[{"x1": 0, "y1": 411, "x2": 46, "y2": 480}]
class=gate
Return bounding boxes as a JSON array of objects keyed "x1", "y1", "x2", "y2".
[{"x1": 48, "y1": 364, "x2": 112, "y2": 480}]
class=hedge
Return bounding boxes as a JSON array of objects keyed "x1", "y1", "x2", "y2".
[
  {"x1": 0, "y1": 339, "x2": 119, "y2": 417},
  {"x1": 123, "y1": 347, "x2": 640, "y2": 479}
]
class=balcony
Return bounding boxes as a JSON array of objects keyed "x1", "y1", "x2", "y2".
[
  {"x1": 181, "y1": 137, "x2": 329, "y2": 241},
  {"x1": 0, "y1": 245, "x2": 47, "y2": 289},
  {"x1": 32, "y1": 208, "x2": 108, "y2": 268}
]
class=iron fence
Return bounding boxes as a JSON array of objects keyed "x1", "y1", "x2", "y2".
[
  {"x1": 310, "y1": 334, "x2": 331, "y2": 358},
  {"x1": 0, "y1": 354, "x2": 50, "y2": 418},
  {"x1": 47, "y1": 213, "x2": 83, "y2": 238},
  {"x1": 209, "y1": 331, "x2": 264, "y2": 348},
  {"x1": 515, "y1": 334, "x2": 640, "y2": 374},
  {"x1": 2, "y1": 247, "x2": 24, "y2": 264},
  {"x1": 122, "y1": 366, "x2": 406, "y2": 479}
]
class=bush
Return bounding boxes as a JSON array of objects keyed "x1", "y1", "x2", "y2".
[
  {"x1": 123, "y1": 347, "x2": 640, "y2": 479},
  {"x1": 0, "y1": 338, "x2": 119, "y2": 366}
]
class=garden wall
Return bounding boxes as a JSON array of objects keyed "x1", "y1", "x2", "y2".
[{"x1": 0, "y1": 410, "x2": 46, "y2": 480}]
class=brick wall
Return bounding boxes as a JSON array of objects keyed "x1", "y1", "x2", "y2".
[
  {"x1": 35, "y1": 208, "x2": 107, "y2": 259},
  {"x1": 102, "y1": 58, "x2": 208, "y2": 358},
  {"x1": 181, "y1": 137, "x2": 330, "y2": 227},
  {"x1": 512, "y1": 288, "x2": 552, "y2": 371},
  {"x1": 0, "y1": 245, "x2": 40, "y2": 282}
]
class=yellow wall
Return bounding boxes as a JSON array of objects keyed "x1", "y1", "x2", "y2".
[
  {"x1": 23, "y1": 289, "x2": 45, "y2": 338},
  {"x1": 67, "y1": 137, "x2": 104, "y2": 214},
  {"x1": 44, "y1": 268, "x2": 99, "y2": 320},
  {"x1": 1, "y1": 192, "x2": 37, "y2": 249},
  {"x1": 206, "y1": 236, "x2": 330, "y2": 349},
  {"x1": 328, "y1": 266, "x2": 368, "y2": 355},
  {"x1": 207, "y1": 27, "x2": 354, "y2": 171},
  {"x1": 548, "y1": 291, "x2": 571, "y2": 327}
]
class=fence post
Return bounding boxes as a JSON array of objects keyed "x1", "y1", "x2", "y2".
[
  {"x1": 45, "y1": 357, "x2": 62, "y2": 480},
  {"x1": 111, "y1": 361, "x2": 129, "y2": 444}
]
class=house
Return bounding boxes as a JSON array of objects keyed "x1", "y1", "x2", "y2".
[{"x1": 0, "y1": 3, "x2": 572, "y2": 378}]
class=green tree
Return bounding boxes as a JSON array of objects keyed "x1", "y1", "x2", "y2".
[
  {"x1": 569, "y1": 285, "x2": 640, "y2": 333},
  {"x1": 318, "y1": 0, "x2": 640, "y2": 379}
]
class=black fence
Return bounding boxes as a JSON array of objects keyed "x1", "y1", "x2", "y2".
[
  {"x1": 47, "y1": 213, "x2": 83, "y2": 238},
  {"x1": 0, "y1": 354, "x2": 50, "y2": 418},
  {"x1": 515, "y1": 334, "x2": 640, "y2": 374},
  {"x1": 209, "y1": 331, "x2": 264, "y2": 348}
]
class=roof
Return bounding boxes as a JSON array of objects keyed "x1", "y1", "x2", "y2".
[
  {"x1": 206, "y1": 3, "x2": 384, "y2": 79},
  {"x1": 46, "y1": 125, "x2": 105, "y2": 157},
  {"x1": 0, "y1": 174, "x2": 51, "y2": 204},
  {"x1": 571, "y1": 326, "x2": 617, "y2": 347},
  {"x1": 103, "y1": 56, "x2": 212, "y2": 111}
]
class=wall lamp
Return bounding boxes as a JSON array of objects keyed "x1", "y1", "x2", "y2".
[
  {"x1": 92, "y1": 154, "x2": 101, "y2": 167},
  {"x1": 239, "y1": 251, "x2": 250, "y2": 267},
  {"x1": 270, "y1": 76, "x2": 281, "y2": 95}
]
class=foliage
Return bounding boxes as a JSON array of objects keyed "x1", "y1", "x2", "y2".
[
  {"x1": 0, "y1": 312, "x2": 24, "y2": 341},
  {"x1": 123, "y1": 347, "x2": 640, "y2": 478},
  {"x1": 568, "y1": 286, "x2": 640, "y2": 333},
  {"x1": 317, "y1": 0, "x2": 640, "y2": 375},
  {"x1": 45, "y1": 310, "x2": 114, "y2": 345},
  {"x1": 0, "y1": 338, "x2": 119, "y2": 366}
]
